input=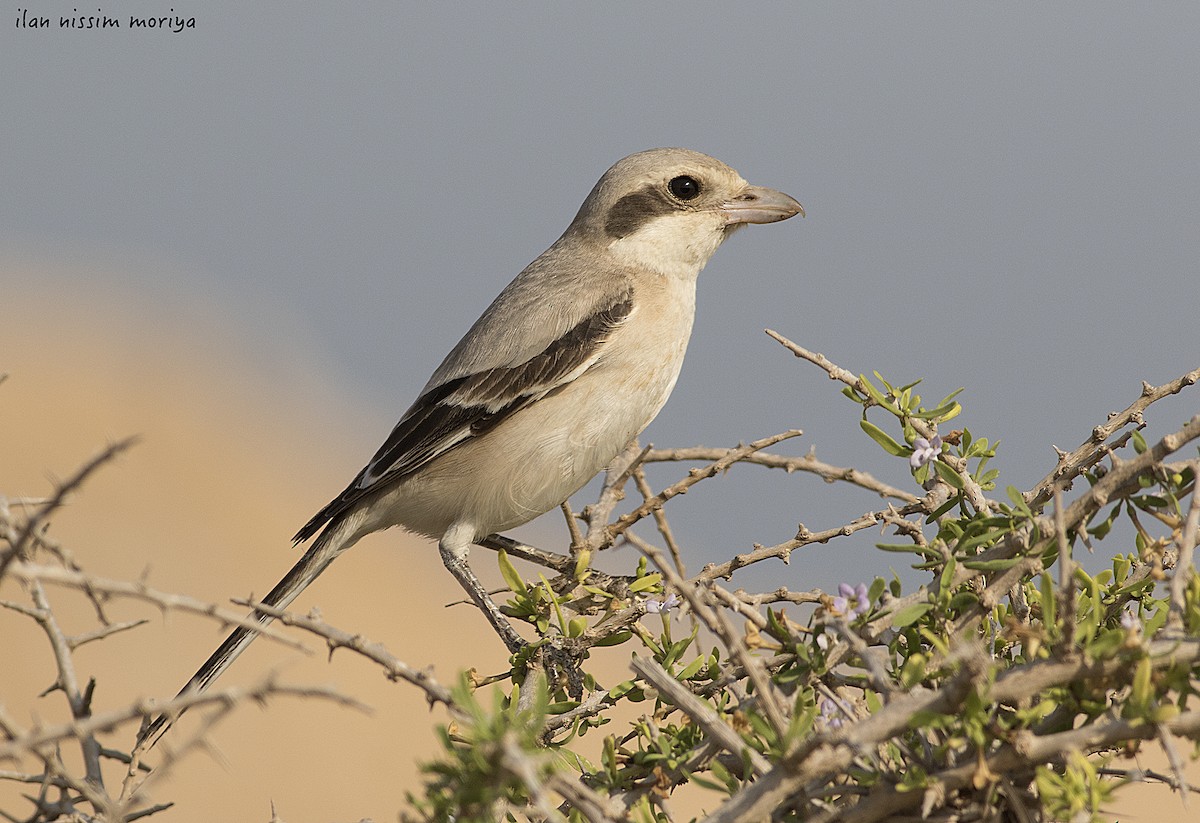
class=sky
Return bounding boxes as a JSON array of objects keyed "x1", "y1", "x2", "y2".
[{"x1": 2, "y1": 3, "x2": 1199, "y2": 818}]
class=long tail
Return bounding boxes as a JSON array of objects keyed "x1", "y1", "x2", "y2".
[{"x1": 137, "y1": 520, "x2": 355, "y2": 749}]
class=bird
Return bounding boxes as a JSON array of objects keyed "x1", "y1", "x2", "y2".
[{"x1": 137, "y1": 147, "x2": 802, "y2": 748}]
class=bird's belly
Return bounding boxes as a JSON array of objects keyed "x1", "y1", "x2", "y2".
[{"x1": 383, "y1": 349, "x2": 686, "y2": 540}]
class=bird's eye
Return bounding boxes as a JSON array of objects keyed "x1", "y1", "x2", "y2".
[{"x1": 667, "y1": 175, "x2": 701, "y2": 201}]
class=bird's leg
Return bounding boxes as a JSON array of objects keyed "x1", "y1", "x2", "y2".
[
  {"x1": 439, "y1": 536, "x2": 527, "y2": 654},
  {"x1": 478, "y1": 534, "x2": 585, "y2": 698}
]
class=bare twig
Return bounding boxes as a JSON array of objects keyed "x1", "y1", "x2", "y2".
[
  {"x1": 1053, "y1": 487, "x2": 1076, "y2": 652},
  {"x1": 1158, "y1": 724, "x2": 1191, "y2": 807},
  {"x1": 643, "y1": 444, "x2": 918, "y2": 503},
  {"x1": 25, "y1": 581, "x2": 105, "y2": 787},
  {"x1": 475, "y1": 534, "x2": 573, "y2": 574},
  {"x1": 0, "y1": 680, "x2": 367, "y2": 763},
  {"x1": 1095, "y1": 765, "x2": 1200, "y2": 794},
  {"x1": 548, "y1": 772, "x2": 625, "y2": 823},
  {"x1": 232, "y1": 597, "x2": 455, "y2": 708},
  {"x1": 582, "y1": 441, "x2": 652, "y2": 547},
  {"x1": 631, "y1": 464, "x2": 687, "y2": 576},
  {"x1": 765, "y1": 330, "x2": 859, "y2": 387},
  {"x1": 1060, "y1": 415, "x2": 1200, "y2": 528},
  {"x1": 0, "y1": 437, "x2": 138, "y2": 581},
  {"x1": 69, "y1": 618, "x2": 151, "y2": 649},
  {"x1": 606, "y1": 430, "x2": 802, "y2": 543},
  {"x1": 1168, "y1": 459, "x2": 1200, "y2": 632},
  {"x1": 7, "y1": 562, "x2": 308, "y2": 652},
  {"x1": 1026, "y1": 367, "x2": 1200, "y2": 510},
  {"x1": 697, "y1": 497, "x2": 935, "y2": 582}
]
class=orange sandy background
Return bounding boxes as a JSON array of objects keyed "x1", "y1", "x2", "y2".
[
  {"x1": 1, "y1": 273, "x2": 1195, "y2": 822},
  {"x1": 2, "y1": 275, "x2": 514, "y2": 821}
]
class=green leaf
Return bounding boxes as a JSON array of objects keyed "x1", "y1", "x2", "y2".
[
  {"x1": 900, "y1": 654, "x2": 929, "y2": 689},
  {"x1": 933, "y1": 460, "x2": 964, "y2": 489},
  {"x1": 948, "y1": 590, "x2": 979, "y2": 611},
  {"x1": 876, "y1": 542, "x2": 940, "y2": 558},
  {"x1": 708, "y1": 759, "x2": 736, "y2": 792},
  {"x1": 764, "y1": 608, "x2": 785, "y2": 637},
  {"x1": 1005, "y1": 485, "x2": 1033, "y2": 517},
  {"x1": 628, "y1": 573, "x2": 663, "y2": 593},
  {"x1": 1108, "y1": 554, "x2": 1128, "y2": 587},
  {"x1": 663, "y1": 639, "x2": 688, "y2": 668},
  {"x1": 965, "y1": 436, "x2": 990, "y2": 458},
  {"x1": 540, "y1": 574, "x2": 568, "y2": 633},
  {"x1": 1129, "y1": 655, "x2": 1152, "y2": 715},
  {"x1": 676, "y1": 656, "x2": 706, "y2": 681},
  {"x1": 496, "y1": 550, "x2": 528, "y2": 596},
  {"x1": 927, "y1": 495, "x2": 960, "y2": 522},
  {"x1": 1039, "y1": 572, "x2": 1056, "y2": 630},
  {"x1": 688, "y1": 774, "x2": 729, "y2": 793},
  {"x1": 859, "y1": 374, "x2": 899, "y2": 412},
  {"x1": 914, "y1": 462, "x2": 931, "y2": 485},
  {"x1": 912, "y1": 401, "x2": 963, "y2": 422},
  {"x1": 1132, "y1": 429, "x2": 1148, "y2": 454},
  {"x1": 962, "y1": 557, "x2": 1022, "y2": 571},
  {"x1": 608, "y1": 679, "x2": 637, "y2": 699},
  {"x1": 1086, "y1": 629, "x2": 1125, "y2": 660},
  {"x1": 842, "y1": 385, "x2": 866, "y2": 404},
  {"x1": 957, "y1": 526, "x2": 1008, "y2": 555},
  {"x1": 1088, "y1": 504, "x2": 1121, "y2": 539},
  {"x1": 936, "y1": 387, "x2": 965, "y2": 408},
  {"x1": 860, "y1": 419, "x2": 908, "y2": 456},
  {"x1": 939, "y1": 556, "x2": 957, "y2": 599},
  {"x1": 1131, "y1": 494, "x2": 1170, "y2": 511},
  {"x1": 977, "y1": 468, "x2": 1000, "y2": 489},
  {"x1": 592, "y1": 630, "x2": 632, "y2": 647},
  {"x1": 574, "y1": 548, "x2": 592, "y2": 581},
  {"x1": 554, "y1": 748, "x2": 593, "y2": 773},
  {"x1": 1145, "y1": 605, "x2": 1169, "y2": 635},
  {"x1": 891, "y1": 601, "x2": 934, "y2": 627}
]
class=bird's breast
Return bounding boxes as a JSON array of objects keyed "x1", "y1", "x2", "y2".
[{"x1": 380, "y1": 274, "x2": 698, "y2": 539}]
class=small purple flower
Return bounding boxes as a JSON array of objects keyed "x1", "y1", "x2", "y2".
[
  {"x1": 909, "y1": 434, "x2": 943, "y2": 470},
  {"x1": 831, "y1": 582, "x2": 871, "y2": 617},
  {"x1": 645, "y1": 592, "x2": 681, "y2": 615},
  {"x1": 819, "y1": 695, "x2": 848, "y2": 729}
]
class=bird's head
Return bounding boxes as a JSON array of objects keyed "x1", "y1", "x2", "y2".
[{"x1": 569, "y1": 147, "x2": 803, "y2": 278}]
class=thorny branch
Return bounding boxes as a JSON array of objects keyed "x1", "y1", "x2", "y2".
[{"x1": 3, "y1": 349, "x2": 1198, "y2": 822}]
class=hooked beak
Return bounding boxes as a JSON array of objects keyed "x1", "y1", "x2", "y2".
[{"x1": 720, "y1": 185, "x2": 805, "y2": 225}]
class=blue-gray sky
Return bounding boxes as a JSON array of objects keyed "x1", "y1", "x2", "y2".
[{"x1": 5, "y1": 2, "x2": 1199, "y2": 595}]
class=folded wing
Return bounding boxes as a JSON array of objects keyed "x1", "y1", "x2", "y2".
[{"x1": 293, "y1": 288, "x2": 634, "y2": 544}]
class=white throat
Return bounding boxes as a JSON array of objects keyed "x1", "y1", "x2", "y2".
[{"x1": 607, "y1": 213, "x2": 729, "y2": 280}]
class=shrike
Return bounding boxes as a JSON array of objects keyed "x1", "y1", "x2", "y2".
[{"x1": 139, "y1": 148, "x2": 802, "y2": 747}]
